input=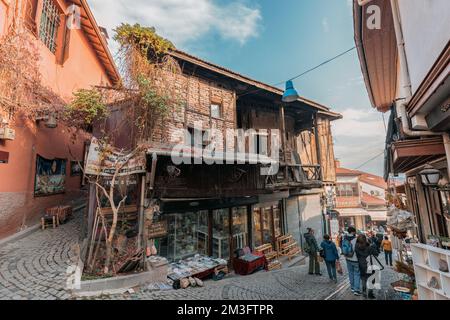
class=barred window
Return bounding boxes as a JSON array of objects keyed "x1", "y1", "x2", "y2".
[{"x1": 39, "y1": 0, "x2": 61, "y2": 53}]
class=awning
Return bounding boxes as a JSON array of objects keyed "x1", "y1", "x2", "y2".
[
  {"x1": 367, "y1": 211, "x2": 388, "y2": 221},
  {"x1": 336, "y1": 208, "x2": 369, "y2": 217}
]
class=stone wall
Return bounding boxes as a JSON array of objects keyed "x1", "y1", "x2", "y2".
[{"x1": 0, "y1": 191, "x2": 86, "y2": 239}]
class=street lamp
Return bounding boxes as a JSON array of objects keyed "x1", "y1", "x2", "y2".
[
  {"x1": 282, "y1": 80, "x2": 299, "y2": 103},
  {"x1": 419, "y1": 164, "x2": 441, "y2": 186}
]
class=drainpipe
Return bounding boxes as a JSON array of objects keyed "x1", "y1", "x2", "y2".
[
  {"x1": 391, "y1": 1, "x2": 450, "y2": 189},
  {"x1": 390, "y1": 0, "x2": 442, "y2": 138}
]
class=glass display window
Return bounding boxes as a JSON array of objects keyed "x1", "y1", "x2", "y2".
[{"x1": 232, "y1": 207, "x2": 248, "y2": 251}]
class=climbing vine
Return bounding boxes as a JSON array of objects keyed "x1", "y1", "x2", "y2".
[{"x1": 113, "y1": 23, "x2": 184, "y2": 141}]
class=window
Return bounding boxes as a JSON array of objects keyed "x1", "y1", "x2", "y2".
[
  {"x1": 210, "y1": 103, "x2": 222, "y2": 119},
  {"x1": 39, "y1": 0, "x2": 61, "y2": 53},
  {"x1": 336, "y1": 183, "x2": 359, "y2": 197},
  {"x1": 187, "y1": 127, "x2": 208, "y2": 148}
]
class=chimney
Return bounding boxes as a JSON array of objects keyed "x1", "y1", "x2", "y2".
[
  {"x1": 335, "y1": 159, "x2": 341, "y2": 168},
  {"x1": 99, "y1": 26, "x2": 109, "y2": 44}
]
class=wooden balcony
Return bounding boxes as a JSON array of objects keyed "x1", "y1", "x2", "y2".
[{"x1": 265, "y1": 164, "x2": 322, "y2": 190}]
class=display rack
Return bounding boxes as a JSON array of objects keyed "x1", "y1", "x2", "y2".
[
  {"x1": 255, "y1": 243, "x2": 282, "y2": 271},
  {"x1": 276, "y1": 234, "x2": 301, "y2": 261},
  {"x1": 411, "y1": 243, "x2": 450, "y2": 300}
]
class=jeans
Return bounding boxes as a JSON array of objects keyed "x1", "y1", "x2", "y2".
[
  {"x1": 384, "y1": 250, "x2": 393, "y2": 266},
  {"x1": 346, "y1": 260, "x2": 361, "y2": 292},
  {"x1": 325, "y1": 260, "x2": 337, "y2": 280},
  {"x1": 309, "y1": 254, "x2": 321, "y2": 274}
]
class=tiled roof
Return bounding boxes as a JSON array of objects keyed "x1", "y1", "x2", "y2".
[
  {"x1": 74, "y1": 0, "x2": 120, "y2": 85},
  {"x1": 336, "y1": 167, "x2": 361, "y2": 176},
  {"x1": 169, "y1": 49, "x2": 342, "y2": 119},
  {"x1": 358, "y1": 172, "x2": 387, "y2": 189},
  {"x1": 361, "y1": 192, "x2": 386, "y2": 206}
]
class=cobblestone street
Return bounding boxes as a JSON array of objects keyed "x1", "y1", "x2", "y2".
[{"x1": 0, "y1": 212, "x2": 402, "y2": 301}]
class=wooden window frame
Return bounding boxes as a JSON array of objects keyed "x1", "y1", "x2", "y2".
[{"x1": 210, "y1": 102, "x2": 223, "y2": 119}]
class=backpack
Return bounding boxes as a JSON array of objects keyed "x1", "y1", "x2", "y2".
[{"x1": 342, "y1": 238, "x2": 354, "y2": 258}]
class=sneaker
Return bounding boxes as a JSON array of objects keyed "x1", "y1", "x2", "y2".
[
  {"x1": 315, "y1": 273, "x2": 323, "y2": 276},
  {"x1": 353, "y1": 291, "x2": 362, "y2": 296},
  {"x1": 351, "y1": 289, "x2": 355, "y2": 293}
]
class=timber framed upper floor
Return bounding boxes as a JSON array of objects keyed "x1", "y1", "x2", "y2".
[{"x1": 102, "y1": 49, "x2": 342, "y2": 196}]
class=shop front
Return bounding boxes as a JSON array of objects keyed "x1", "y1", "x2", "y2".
[{"x1": 153, "y1": 199, "x2": 285, "y2": 264}]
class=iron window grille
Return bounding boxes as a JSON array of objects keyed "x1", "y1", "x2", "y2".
[{"x1": 39, "y1": 0, "x2": 61, "y2": 53}]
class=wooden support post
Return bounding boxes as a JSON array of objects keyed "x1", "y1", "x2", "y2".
[
  {"x1": 314, "y1": 113, "x2": 324, "y2": 181},
  {"x1": 138, "y1": 175, "x2": 146, "y2": 251}
]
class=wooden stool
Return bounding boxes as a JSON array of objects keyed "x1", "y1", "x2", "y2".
[
  {"x1": 42, "y1": 207, "x2": 60, "y2": 230},
  {"x1": 41, "y1": 215, "x2": 57, "y2": 230}
]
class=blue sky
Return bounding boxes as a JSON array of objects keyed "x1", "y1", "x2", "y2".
[{"x1": 90, "y1": 0, "x2": 387, "y2": 176}]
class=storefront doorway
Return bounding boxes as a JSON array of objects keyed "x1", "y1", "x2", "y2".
[{"x1": 252, "y1": 203, "x2": 283, "y2": 248}]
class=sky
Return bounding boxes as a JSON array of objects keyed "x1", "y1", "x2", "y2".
[{"x1": 89, "y1": 0, "x2": 388, "y2": 176}]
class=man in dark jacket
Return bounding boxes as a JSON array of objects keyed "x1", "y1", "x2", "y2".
[{"x1": 304, "y1": 228, "x2": 322, "y2": 275}]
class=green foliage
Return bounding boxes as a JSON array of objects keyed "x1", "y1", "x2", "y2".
[
  {"x1": 137, "y1": 75, "x2": 172, "y2": 117},
  {"x1": 66, "y1": 89, "x2": 108, "y2": 126},
  {"x1": 113, "y1": 23, "x2": 175, "y2": 60}
]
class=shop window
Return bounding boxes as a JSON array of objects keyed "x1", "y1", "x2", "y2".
[
  {"x1": 39, "y1": 0, "x2": 61, "y2": 53},
  {"x1": 210, "y1": 103, "x2": 222, "y2": 119},
  {"x1": 231, "y1": 207, "x2": 248, "y2": 251},
  {"x1": 212, "y1": 209, "x2": 230, "y2": 260}
]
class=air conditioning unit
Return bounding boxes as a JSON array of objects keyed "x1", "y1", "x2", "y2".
[{"x1": 0, "y1": 127, "x2": 16, "y2": 140}]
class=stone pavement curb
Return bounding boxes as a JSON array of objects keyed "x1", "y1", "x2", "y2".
[{"x1": 0, "y1": 203, "x2": 86, "y2": 248}]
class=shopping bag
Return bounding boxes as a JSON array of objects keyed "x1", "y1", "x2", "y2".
[{"x1": 336, "y1": 260, "x2": 343, "y2": 275}]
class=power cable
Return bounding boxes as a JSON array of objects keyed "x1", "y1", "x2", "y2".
[
  {"x1": 238, "y1": 46, "x2": 357, "y2": 98},
  {"x1": 354, "y1": 150, "x2": 385, "y2": 170}
]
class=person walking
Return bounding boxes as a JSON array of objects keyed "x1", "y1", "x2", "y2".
[
  {"x1": 355, "y1": 234, "x2": 379, "y2": 299},
  {"x1": 342, "y1": 226, "x2": 361, "y2": 296},
  {"x1": 381, "y1": 236, "x2": 393, "y2": 266},
  {"x1": 320, "y1": 234, "x2": 339, "y2": 283},
  {"x1": 304, "y1": 228, "x2": 322, "y2": 276}
]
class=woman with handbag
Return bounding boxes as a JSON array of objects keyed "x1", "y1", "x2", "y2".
[
  {"x1": 355, "y1": 234, "x2": 381, "y2": 299},
  {"x1": 320, "y1": 234, "x2": 340, "y2": 283}
]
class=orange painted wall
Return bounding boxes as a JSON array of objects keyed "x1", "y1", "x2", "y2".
[{"x1": 0, "y1": 0, "x2": 114, "y2": 238}]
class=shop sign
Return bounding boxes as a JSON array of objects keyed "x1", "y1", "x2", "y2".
[
  {"x1": 148, "y1": 221, "x2": 168, "y2": 239},
  {"x1": 85, "y1": 137, "x2": 146, "y2": 177}
]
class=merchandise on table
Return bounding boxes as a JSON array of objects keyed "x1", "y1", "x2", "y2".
[{"x1": 167, "y1": 254, "x2": 228, "y2": 280}]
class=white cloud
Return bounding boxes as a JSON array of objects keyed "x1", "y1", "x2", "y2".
[
  {"x1": 322, "y1": 17, "x2": 329, "y2": 33},
  {"x1": 332, "y1": 108, "x2": 386, "y2": 137},
  {"x1": 332, "y1": 108, "x2": 388, "y2": 175},
  {"x1": 89, "y1": 0, "x2": 262, "y2": 49}
]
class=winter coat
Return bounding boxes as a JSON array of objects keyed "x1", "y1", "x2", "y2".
[
  {"x1": 320, "y1": 240, "x2": 339, "y2": 262},
  {"x1": 355, "y1": 242, "x2": 379, "y2": 278},
  {"x1": 304, "y1": 232, "x2": 319, "y2": 254}
]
